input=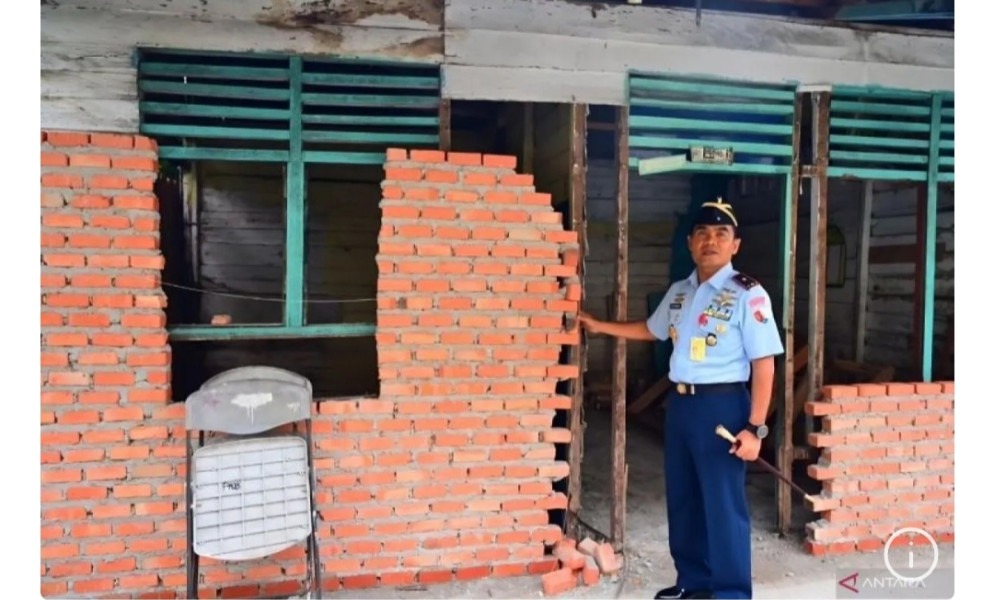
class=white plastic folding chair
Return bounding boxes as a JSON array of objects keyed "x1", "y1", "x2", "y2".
[{"x1": 184, "y1": 366, "x2": 322, "y2": 599}]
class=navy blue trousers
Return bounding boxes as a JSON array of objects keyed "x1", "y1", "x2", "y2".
[{"x1": 664, "y1": 385, "x2": 753, "y2": 599}]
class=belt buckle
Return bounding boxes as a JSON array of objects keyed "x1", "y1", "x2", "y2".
[{"x1": 676, "y1": 383, "x2": 694, "y2": 395}]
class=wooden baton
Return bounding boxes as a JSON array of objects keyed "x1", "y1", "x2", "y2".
[{"x1": 715, "y1": 424, "x2": 815, "y2": 505}]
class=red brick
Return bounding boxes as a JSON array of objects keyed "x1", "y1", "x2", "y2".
[
  {"x1": 448, "y1": 152, "x2": 482, "y2": 166},
  {"x1": 405, "y1": 187, "x2": 440, "y2": 201},
  {"x1": 47, "y1": 132, "x2": 90, "y2": 146},
  {"x1": 821, "y1": 385, "x2": 857, "y2": 400},
  {"x1": 542, "y1": 567, "x2": 577, "y2": 596},
  {"x1": 521, "y1": 192, "x2": 552, "y2": 205},
  {"x1": 385, "y1": 167, "x2": 422, "y2": 181},
  {"x1": 501, "y1": 173, "x2": 534, "y2": 187},
  {"x1": 42, "y1": 173, "x2": 84, "y2": 188},
  {"x1": 42, "y1": 213, "x2": 83, "y2": 228},
  {"x1": 593, "y1": 542, "x2": 620, "y2": 574},
  {"x1": 445, "y1": 190, "x2": 478, "y2": 203},
  {"x1": 484, "y1": 154, "x2": 517, "y2": 169},
  {"x1": 553, "y1": 543, "x2": 586, "y2": 569},
  {"x1": 113, "y1": 194, "x2": 157, "y2": 210},
  {"x1": 464, "y1": 172, "x2": 497, "y2": 186},
  {"x1": 41, "y1": 151, "x2": 69, "y2": 166},
  {"x1": 90, "y1": 133, "x2": 135, "y2": 149},
  {"x1": 89, "y1": 174, "x2": 129, "y2": 189},
  {"x1": 70, "y1": 153, "x2": 112, "y2": 168},
  {"x1": 112, "y1": 156, "x2": 157, "y2": 171},
  {"x1": 915, "y1": 382, "x2": 943, "y2": 394},
  {"x1": 855, "y1": 383, "x2": 886, "y2": 396}
]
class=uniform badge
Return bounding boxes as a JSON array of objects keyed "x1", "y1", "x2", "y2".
[
  {"x1": 716, "y1": 324, "x2": 727, "y2": 334},
  {"x1": 703, "y1": 306, "x2": 733, "y2": 321},
  {"x1": 669, "y1": 324, "x2": 677, "y2": 342},
  {"x1": 706, "y1": 333, "x2": 717, "y2": 346},
  {"x1": 753, "y1": 310, "x2": 769, "y2": 324},
  {"x1": 716, "y1": 290, "x2": 737, "y2": 308},
  {"x1": 698, "y1": 313, "x2": 708, "y2": 328}
]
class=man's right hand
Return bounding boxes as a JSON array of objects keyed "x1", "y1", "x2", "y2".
[{"x1": 575, "y1": 311, "x2": 601, "y2": 334}]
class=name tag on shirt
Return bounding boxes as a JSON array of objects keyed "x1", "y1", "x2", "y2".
[{"x1": 690, "y1": 337, "x2": 706, "y2": 362}]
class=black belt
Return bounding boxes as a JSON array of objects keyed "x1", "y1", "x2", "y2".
[{"x1": 671, "y1": 382, "x2": 747, "y2": 396}]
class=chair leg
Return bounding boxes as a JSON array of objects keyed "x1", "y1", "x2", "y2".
[
  {"x1": 305, "y1": 421, "x2": 322, "y2": 599},
  {"x1": 186, "y1": 432, "x2": 199, "y2": 599}
]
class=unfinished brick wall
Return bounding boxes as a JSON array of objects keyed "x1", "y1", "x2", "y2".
[
  {"x1": 40, "y1": 131, "x2": 187, "y2": 597},
  {"x1": 804, "y1": 382, "x2": 954, "y2": 555},
  {"x1": 41, "y1": 138, "x2": 580, "y2": 598},
  {"x1": 304, "y1": 148, "x2": 579, "y2": 590}
]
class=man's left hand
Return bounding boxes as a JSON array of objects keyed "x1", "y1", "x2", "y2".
[{"x1": 730, "y1": 429, "x2": 761, "y2": 461}]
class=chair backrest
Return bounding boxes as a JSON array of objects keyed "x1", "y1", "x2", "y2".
[{"x1": 186, "y1": 367, "x2": 313, "y2": 436}]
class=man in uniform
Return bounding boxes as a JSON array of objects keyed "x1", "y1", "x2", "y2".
[{"x1": 576, "y1": 198, "x2": 784, "y2": 599}]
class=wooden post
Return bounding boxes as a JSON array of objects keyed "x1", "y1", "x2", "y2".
[
  {"x1": 523, "y1": 103, "x2": 535, "y2": 175},
  {"x1": 854, "y1": 182, "x2": 872, "y2": 363},
  {"x1": 921, "y1": 93, "x2": 943, "y2": 382},
  {"x1": 912, "y1": 184, "x2": 926, "y2": 370},
  {"x1": 806, "y1": 91, "x2": 830, "y2": 436},
  {"x1": 611, "y1": 106, "x2": 630, "y2": 550},
  {"x1": 776, "y1": 92, "x2": 802, "y2": 535},
  {"x1": 566, "y1": 103, "x2": 588, "y2": 540},
  {"x1": 439, "y1": 98, "x2": 452, "y2": 151}
]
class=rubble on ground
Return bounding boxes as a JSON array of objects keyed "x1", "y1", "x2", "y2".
[{"x1": 541, "y1": 537, "x2": 623, "y2": 596}]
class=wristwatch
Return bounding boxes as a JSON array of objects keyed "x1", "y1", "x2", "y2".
[{"x1": 744, "y1": 422, "x2": 769, "y2": 440}]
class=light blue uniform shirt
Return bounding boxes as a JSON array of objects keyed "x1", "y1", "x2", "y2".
[{"x1": 646, "y1": 262, "x2": 785, "y2": 384}]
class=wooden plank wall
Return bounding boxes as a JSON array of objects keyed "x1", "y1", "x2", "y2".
[
  {"x1": 41, "y1": 0, "x2": 445, "y2": 133},
  {"x1": 732, "y1": 176, "x2": 788, "y2": 328},
  {"x1": 583, "y1": 162, "x2": 691, "y2": 386},
  {"x1": 41, "y1": 0, "x2": 953, "y2": 133},
  {"x1": 864, "y1": 184, "x2": 954, "y2": 375},
  {"x1": 532, "y1": 103, "x2": 573, "y2": 208},
  {"x1": 735, "y1": 178, "x2": 955, "y2": 380},
  {"x1": 442, "y1": 0, "x2": 954, "y2": 105},
  {"x1": 733, "y1": 177, "x2": 863, "y2": 362}
]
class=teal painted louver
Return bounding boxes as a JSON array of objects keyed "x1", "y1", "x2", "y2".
[
  {"x1": 137, "y1": 49, "x2": 441, "y2": 165},
  {"x1": 827, "y1": 85, "x2": 936, "y2": 181},
  {"x1": 626, "y1": 71, "x2": 798, "y2": 176},
  {"x1": 137, "y1": 49, "x2": 441, "y2": 342},
  {"x1": 937, "y1": 93, "x2": 954, "y2": 183}
]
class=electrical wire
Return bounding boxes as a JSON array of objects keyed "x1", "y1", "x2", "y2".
[{"x1": 161, "y1": 281, "x2": 377, "y2": 304}]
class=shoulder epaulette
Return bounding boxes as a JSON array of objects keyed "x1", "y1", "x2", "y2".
[{"x1": 731, "y1": 272, "x2": 759, "y2": 290}]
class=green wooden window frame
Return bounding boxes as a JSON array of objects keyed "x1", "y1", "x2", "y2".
[
  {"x1": 828, "y1": 85, "x2": 940, "y2": 182},
  {"x1": 626, "y1": 71, "x2": 799, "y2": 176},
  {"x1": 826, "y1": 84, "x2": 953, "y2": 382},
  {"x1": 136, "y1": 49, "x2": 442, "y2": 341}
]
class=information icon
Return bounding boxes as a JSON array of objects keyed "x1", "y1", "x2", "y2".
[{"x1": 883, "y1": 527, "x2": 939, "y2": 583}]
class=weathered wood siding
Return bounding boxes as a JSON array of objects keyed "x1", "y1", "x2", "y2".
[
  {"x1": 732, "y1": 177, "x2": 863, "y2": 363},
  {"x1": 863, "y1": 184, "x2": 954, "y2": 375},
  {"x1": 531, "y1": 103, "x2": 573, "y2": 210},
  {"x1": 42, "y1": 0, "x2": 953, "y2": 133},
  {"x1": 583, "y1": 161, "x2": 691, "y2": 384},
  {"x1": 41, "y1": 0, "x2": 444, "y2": 133},
  {"x1": 734, "y1": 179, "x2": 954, "y2": 379},
  {"x1": 443, "y1": 0, "x2": 954, "y2": 105}
]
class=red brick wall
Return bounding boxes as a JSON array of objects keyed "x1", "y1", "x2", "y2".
[
  {"x1": 41, "y1": 136, "x2": 579, "y2": 598},
  {"x1": 804, "y1": 382, "x2": 955, "y2": 555},
  {"x1": 40, "y1": 131, "x2": 187, "y2": 598}
]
